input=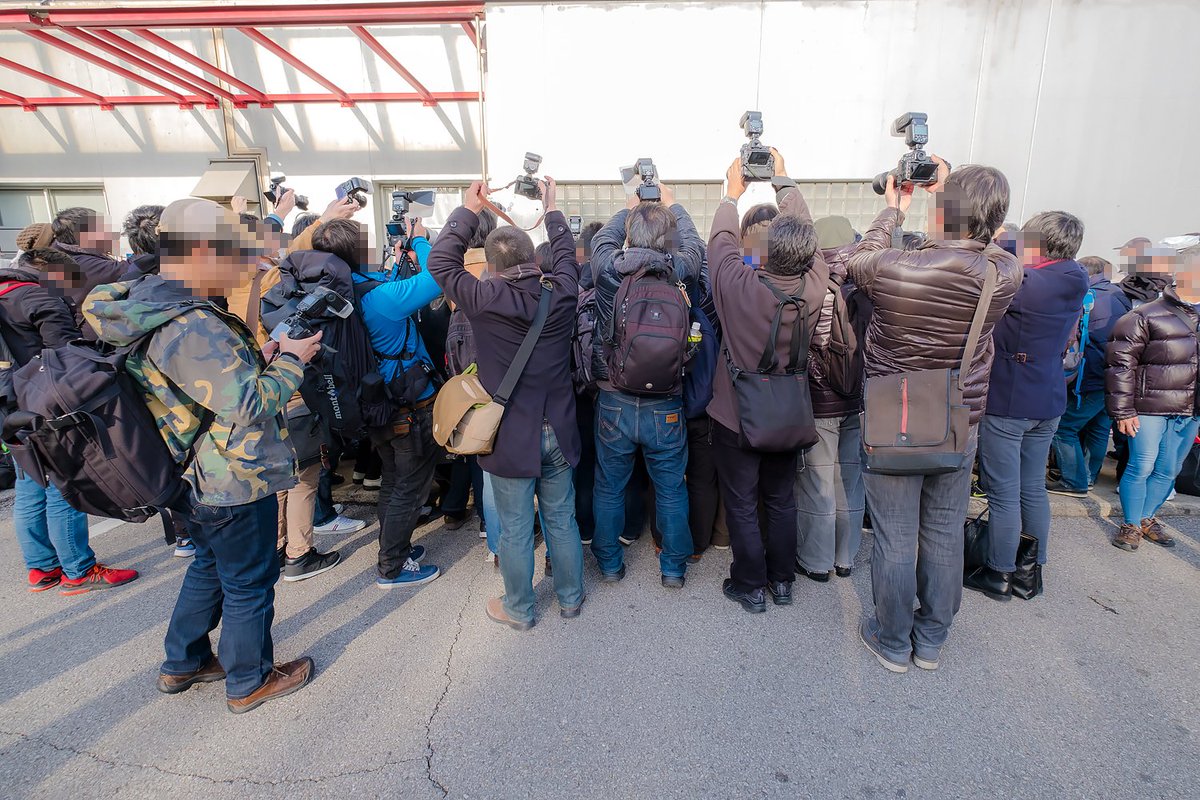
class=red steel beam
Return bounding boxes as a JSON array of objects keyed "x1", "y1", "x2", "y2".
[
  {"x1": 133, "y1": 29, "x2": 271, "y2": 105},
  {"x1": 0, "y1": 55, "x2": 112, "y2": 108},
  {"x1": 0, "y1": 88, "x2": 35, "y2": 111},
  {"x1": 5, "y1": 3, "x2": 484, "y2": 30},
  {"x1": 460, "y1": 21, "x2": 478, "y2": 48},
  {"x1": 88, "y1": 29, "x2": 244, "y2": 106},
  {"x1": 238, "y1": 26, "x2": 354, "y2": 106},
  {"x1": 23, "y1": 29, "x2": 194, "y2": 107},
  {"x1": 0, "y1": 91, "x2": 482, "y2": 110},
  {"x1": 59, "y1": 27, "x2": 221, "y2": 108},
  {"x1": 350, "y1": 25, "x2": 437, "y2": 106}
]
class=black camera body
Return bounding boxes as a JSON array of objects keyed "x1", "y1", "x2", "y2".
[
  {"x1": 872, "y1": 112, "x2": 939, "y2": 195},
  {"x1": 385, "y1": 189, "x2": 436, "y2": 241},
  {"x1": 264, "y1": 174, "x2": 310, "y2": 211},
  {"x1": 271, "y1": 285, "x2": 353, "y2": 343},
  {"x1": 336, "y1": 177, "x2": 372, "y2": 208},
  {"x1": 739, "y1": 111, "x2": 775, "y2": 182},
  {"x1": 569, "y1": 215, "x2": 582, "y2": 236},
  {"x1": 635, "y1": 158, "x2": 661, "y2": 202},
  {"x1": 514, "y1": 152, "x2": 543, "y2": 200}
]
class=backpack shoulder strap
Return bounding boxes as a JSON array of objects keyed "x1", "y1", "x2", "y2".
[
  {"x1": 757, "y1": 275, "x2": 810, "y2": 373},
  {"x1": 492, "y1": 279, "x2": 553, "y2": 407},
  {"x1": 957, "y1": 264, "x2": 998, "y2": 391},
  {"x1": 0, "y1": 281, "x2": 38, "y2": 298}
]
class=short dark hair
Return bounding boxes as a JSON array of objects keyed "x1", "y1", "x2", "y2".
[
  {"x1": 18, "y1": 247, "x2": 83, "y2": 284},
  {"x1": 740, "y1": 203, "x2": 778, "y2": 240},
  {"x1": 578, "y1": 221, "x2": 603, "y2": 258},
  {"x1": 1024, "y1": 210, "x2": 1084, "y2": 260},
  {"x1": 534, "y1": 241, "x2": 553, "y2": 270},
  {"x1": 123, "y1": 204, "x2": 164, "y2": 255},
  {"x1": 938, "y1": 165, "x2": 1010, "y2": 244},
  {"x1": 626, "y1": 203, "x2": 677, "y2": 252},
  {"x1": 51, "y1": 206, "x2": 98, "y2": 245},
  {"x1": 765, "y1": 215, "x2": 818, "y2": 277},
  {"x1": 311, "y1": 219, "x2": 362, "y2": 269},
  {"x1": 468, "y1": 209, "x2": 497, "y2": 250},
  {"x1": 291, "y1": 213, "x2": 320, "y2": 237},
  {"x1": 484, "y1": 226, "x2": 535, "y2": 272},
  {"x1": 1078, "y1": 256, "x2": 1111, "y2": 277}
]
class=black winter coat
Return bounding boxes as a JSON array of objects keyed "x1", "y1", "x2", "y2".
[
  {"x1": 0, "y1": 264, "x2": 82, "y2": 368},
  {"x1": 1105, "y1": 286, "x2": 1199, "y2": 420}
]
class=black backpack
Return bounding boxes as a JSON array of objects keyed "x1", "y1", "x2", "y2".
[
  {"x1": 571, "y1": 288, "x2": 598, "y2": 395},
  {"x1": 821, "y1": 278, "x2": 871, "y2": 398},
  {"x1": 262, "y1": 252, "x2": 377, "y2": 438},
  {"x1": 2, "y1": 326, "x2": 211, "y2": 523},
  {"x1": 445, "y1": 307, "x2": 477, "y2": 377},
  {"x1": 606, "y1": 263, "x2": 691, "y2": 396}
]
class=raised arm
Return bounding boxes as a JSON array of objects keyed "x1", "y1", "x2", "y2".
[
  {"x1": 426, "y1": 182, "x2": 500, "y2": 316},
  {"x1": 542, "y1": 178, "x2": 579, "y2": 293},
  {"x1": 846, "y1": 207, "x2": 902, "y2": 297}
]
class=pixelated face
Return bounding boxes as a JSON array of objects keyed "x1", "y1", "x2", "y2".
[
  {"x1": 1021, "y1": 234, "x2": 1044, "y2": 267},
  {"x1": 181, "y1": 241, "x2": 258, "y2": 296},
  {"x1": 1174, "y1": 258, "x2": 1200, "y2": 303},
  {"x1": 79, "y1": 213, "x2": 117, "y2": 254},
  {"x1": 743, "y1": 227, "x2": 768, "y2": 269}
]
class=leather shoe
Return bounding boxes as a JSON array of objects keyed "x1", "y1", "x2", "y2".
[
  {"x1": 796, "y1": 562, "x2": 830, "y2": 583},
  {"x1": 157, "y1": 656, "x2": 225, "y2": 694},
  {"x1": 661, "y1": 574, "x2": 685, "y2": 589},
  {"x1": 486, "y1": 597, "x2": 534, "y2": 631},
  {"x1": 560, "y1": 596, "x2": 584, "y2": 619},
  {"x1": 226, "y1": 657, "x2": 314, "y2": 714},
  {"x1": 835, "y1": 566, "x2": 852, "y2": 578},
  {"x1": 963, "y1": 565, "x2": 1012, "y2": 601},
  {"x1": 722, "y1": 578, "x2": 766, "y2": 614},
  {"x1": 768, "y1": 581, "x2": 793, "y2": 605},
  {"x1": 599, "y1": 564, "x2": 626, "y2": 583}
]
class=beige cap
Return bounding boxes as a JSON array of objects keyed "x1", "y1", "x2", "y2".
[{"x1": 160, "y1": 197, "x2": 262, "y2": 255}]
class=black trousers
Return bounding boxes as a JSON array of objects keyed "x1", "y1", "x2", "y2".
[
  {"x1": 374, "y1": 406, "x2": 438, "y2": 579},
  {"x1": 685, "y1": 416, "x2": 720, "y2": 553},
  {"x1": 713, "y1": 421, "x2": 799, "y2": 592},
  {"x1": 441, "y1": 455, "x2": 483, "y2": 517}
]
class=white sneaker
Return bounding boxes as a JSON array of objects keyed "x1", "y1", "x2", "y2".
[
  {"x1": 362, "y1": 477, "x2": 382, "y2": 490},
  {"x1": 1168, "y1": 489, "x2": 1177, "y2": 501},
  {"x1": 314, "y1": 515, "x2": 366, "y2": 534},
  {"x1": 485, "y1": 550, "x2": 497, "y2": 563}
]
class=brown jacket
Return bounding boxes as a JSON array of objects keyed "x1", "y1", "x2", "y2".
[
  {"x1": 846, "y1": 208, "x2": 1022, "y2": 424},
  {"x1": 706, "y1": 192, "x2": 828, "y2": 434},
  {"x1": 1105, "y1": 285, "x2": 1199, "y2": 420}
]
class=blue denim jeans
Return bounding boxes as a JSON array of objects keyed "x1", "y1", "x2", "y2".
[
  {"x1": 978, "y1": 414, "x2": 1059, "y2": 572},
  {"x1": 13, "y1": 472, "x2": 94, "y2": 579},
  {"x1": 1050, "y1": 390, "x2": 1110, "y2": 491},
  {"x1": 162, "y1": 493, "x2": 280, "y2": 699},
  {"x1": 490, "y1": 423, "x2": 585, "y2": 623},
  {"x1": 591, "y1": 390, "x2": 690, "y2": 578},
  {"x1": 482, "y1": 472, "x2": 548, "y2": 559},
  {"x1": 1118, "y1": 415, "x2": 1200, "y2": 524},
  {"x1": 795, "y1": 414, "x2": 866, "y2": 573},
  {"x1": 862, "y1": 429, "x2": 977, "y2": 665}
]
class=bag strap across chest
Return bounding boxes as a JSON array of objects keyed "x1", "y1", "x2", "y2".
[
  {"x1": 749, "y1": 275, "x2": 811, "y2": 374},
  {"x1": 957, "y1": 264, "x2": 999, "y2": 390},
  {"x1": 492, "y1": 279, "x2": 553, "y2": 407}
]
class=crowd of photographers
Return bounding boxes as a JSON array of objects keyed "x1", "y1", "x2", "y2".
[{"x1": 2, "y1": 134, "x2": 1198, "y2": 709}]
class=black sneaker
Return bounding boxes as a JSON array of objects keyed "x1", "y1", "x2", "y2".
[
  {"x1": 282, "y1": 549, "x2": 342, "y2": 583},
  {"x1": 971, "y1": 479, "x2": 988, "y2": 499},
  {"x1": 722, "y1": 578, "x2": 766, "y2": 613},
  {"x1": 1045, "y1": 480, "x2": 1088, "y2": 499},
  {"x1": 768, "y1": 580, "x2": 793, "y2": 605}
]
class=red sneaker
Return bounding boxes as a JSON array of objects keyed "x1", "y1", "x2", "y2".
[
  {"x1": 59, "y1": 564, "x2": 139, "y2": 596},
  {"x1": 28, "y1": 567, "x2": 63, "y2": 592}
]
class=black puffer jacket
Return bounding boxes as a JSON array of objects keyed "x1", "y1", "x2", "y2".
[
  {"x1": 1105, "y1": 286, "x2": 1199, "y2": 420},
  {"x1": 0, "y1": 263, "x2": 81, "y2": 368},
  {"x1": 846, "y1": 208, "x2": 1023, "y2": 424},
  {"x1": 809, "y1": 243, "x2": 872, "y2": 418},
  {"x1": 50, "y1": 242, "x2": 129, "y2": 339}
]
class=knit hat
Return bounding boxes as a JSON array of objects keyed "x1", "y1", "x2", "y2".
[
  {"x1": 15, "y1": 223, "x2": 53, "y2": 252},
  {"x1": 814, "y1": 215, "x2": 856, "y2": 250}
]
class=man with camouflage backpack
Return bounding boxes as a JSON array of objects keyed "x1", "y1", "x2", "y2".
[{"x1": 84, "y1": 198, "x2": 323, "y2": 714}]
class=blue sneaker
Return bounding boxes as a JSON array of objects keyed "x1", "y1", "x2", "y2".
[
  {"x1": 377, "y1": 558, "x2": 439, "y2": 588},
  {"x1": 173, "y1": 537, "x2": 195, "y2": 558},
  {"x1": 409, "y1": 545, "x2": 425, "y2": 562}
]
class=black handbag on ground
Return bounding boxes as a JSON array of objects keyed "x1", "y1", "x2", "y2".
[
  {"x1": 1011, "y1": 533, "x2": 1042, "y2": 600},
  {"x1": 861, "y1": 265, "x2": 997, "y2": 475},
  {"x1": 724, "y1": 276, "x2": 817, "y2": 452},
  {"x1": 963, "y1": 507, "x2": 989, "y2": 573}
]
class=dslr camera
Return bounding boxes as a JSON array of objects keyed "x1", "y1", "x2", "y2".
[
  {"x1": 635, "y1": 158, "x2": 661, "y2": 202},
  {"x1": 872, "y1": 112, "x2": 939, "y2": 195},
  {"x1": 336, "y1": 177, "x2": 372, "y2": 208},
  {"x1": 739, "y1": 111, "x2": 775, "y2": 182},
  {"x1": 264, "y1": 175, "x2": 309, "y2": 211},
  {"x1": 269, "y1": 285, "x2": 353, "y2": 343},
  {"x1": 386, "y1": 190, "x2": 436, "y2": 239},
  {"x1": 514, "y1": 152, "x2": 543, "y2": 200}
]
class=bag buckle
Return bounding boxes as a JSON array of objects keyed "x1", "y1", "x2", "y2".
[{"x1": 1014, "y1": 352, "x2": 1028, "y2": 363}]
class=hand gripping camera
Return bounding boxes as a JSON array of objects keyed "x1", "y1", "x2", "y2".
[
  {"x1": 264, "y1": 175, "x2": 309, "y2": 211},
  {"x1": 386, "y1": 190, "x2": 436, "y2": 239},
  {"x1": 268, "y1": 285, "x2": 353, "y2": 344},
  {"x1": 739, "y1": 111, "x2": 775, "y2": 182},
  {"x1": 336, "y1": 177, "x2": 372, "y2": 208},
  {"x1": 514, "y1": 152, "x2": 543, "y2": 200},
  {"x1": 872, "y1": 112, "x2": 939, "y2": 195},
  {"x1": 634, "y1": 158, "x2": 661, "y2": 202}
]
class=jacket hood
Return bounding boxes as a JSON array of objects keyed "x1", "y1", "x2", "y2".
[
  {"x1": 1121, "y1": 273, "x2": 1168, "y2": 303},
  {"x1": 498, "y1": 262, "x2": 543, "y2": 283},
  {"x1": 278, "y1": 249, "x2": 354, "y2": 300},
  {"x1": 0, "y1": 263, "x2": 42, "y2": 284},
  {"x1": 615, "y1": 247, "x2": 672, "y2": 277},
  {"x1": 83, "y1": 274, "x2": 204, "y2": 346}
]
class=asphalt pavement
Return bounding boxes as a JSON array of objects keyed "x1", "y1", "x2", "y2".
[{"x1": 0, "y1": 485, "x2": 1197, "y2": 800}]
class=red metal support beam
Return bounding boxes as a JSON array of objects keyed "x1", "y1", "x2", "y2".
[
  {"x1": 0, "y1": 88, "x2": 36, "y2": 112},
  {"x1": 0, "y1": 91, "x2": 482, "y2": 110},
  {"x1": 350, "y1": 25, "x2": 437, "y2": 106},
  {"x1": 132, "y1": 29, "x2": 271, "y2": 106},
  {"x1": 0, "y1": 55, "x2": 112, "y2": 108},
  {"x1": 460, "y1": 21, "x2": 478, "y2": 48},
  {"x1": 238, "y1": 26, "x2": 355, "y2": 106},
  {"x1": 87, "y1": 29, "x2": 245, "y2": 106},
  {"x1": 2, "y1": 4, "x2": 485, "y2": 30},
  {"x1": 23, "y1": 29, "x2": 194, "y2": 107},
  {"x1": 58, "y1": 27, "x2": 221, "y2": 108}
]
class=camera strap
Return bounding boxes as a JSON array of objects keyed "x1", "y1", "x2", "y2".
[{"x1": 483, "y1": 181, "x2": 547, "y2": 232}]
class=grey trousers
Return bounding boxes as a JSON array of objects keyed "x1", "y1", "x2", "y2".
[{"x1": 795, "y1": 414, "x2": 866, "y2": 572}]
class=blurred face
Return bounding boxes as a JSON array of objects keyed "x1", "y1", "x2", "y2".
[
  {"x1": 165, "y1": 241, "x2": 258, "y2": 297},
  {"x1": 78, "y1": 214, "x2": 118, "y2": 255},
  {"x1": 1176, "y1": 260, "x2": 1200, "y2": 303},
  {"x1": 742, "y1": 225, "x2": 768, "y2": 269},
  {"x1": 1021, "y1": 234, "x2": 1046, "y2": 267}
]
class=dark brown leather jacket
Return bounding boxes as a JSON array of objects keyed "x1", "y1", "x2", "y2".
[
  {"x1": 846, "y1": 208, "x2": 1023, "y2": 424},
  {"x1": 1105, "y1": 286, "x2": 1199, "y2": 420}
]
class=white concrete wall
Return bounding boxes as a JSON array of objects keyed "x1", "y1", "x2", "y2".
[{"x1": 1, "y1": 1, "x2": 1197, "y2": 255}]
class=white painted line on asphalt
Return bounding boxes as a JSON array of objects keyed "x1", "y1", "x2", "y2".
[{"x1": 88, "y1": 517, "x2": 127, "y2": 537}]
